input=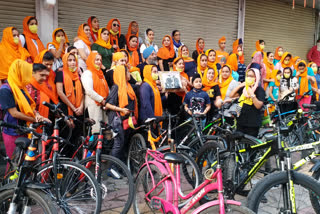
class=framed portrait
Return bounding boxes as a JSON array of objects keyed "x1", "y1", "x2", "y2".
[{"x1": 159, "y1": 71, "x2": 183, "y2": 92}]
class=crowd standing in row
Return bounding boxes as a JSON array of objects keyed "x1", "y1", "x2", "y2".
[{"x1": 1, "y1": 16, "x2": 320, "y2": 165}]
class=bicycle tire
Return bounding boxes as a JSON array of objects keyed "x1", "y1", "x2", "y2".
[
  {"x1": 133, "y1": 164, "x2": 172, "y2": 214},
  {"x1": 197, "y1": 204, "x2": 254, "y2": 213},
  {"x1": 310, "y1": 168, "x2": 320, "y2": 211},
  {"x1": 0, "y1": 187, "x2": 57, "y2": 214},
  {"x1": 36, "y1": 161, "x2": 101, "y2": 214},
  {"x1": 127, "y1": 133, "x2": 147, "y2": 177},
  {"x1": 247, "y1": 171, "x2": 320, "y2": 213},
  {"x1": 79, "y1": 154, "x2": 134, "y2": 214}
]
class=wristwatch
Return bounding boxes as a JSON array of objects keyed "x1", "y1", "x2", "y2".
[{"x1": 250, "y1": 94, "x2": 256, "y2": 99}]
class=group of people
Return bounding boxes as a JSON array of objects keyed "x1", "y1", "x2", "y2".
[{"x1": 1, "y1": 15, "x2": 320, "y2": 169}]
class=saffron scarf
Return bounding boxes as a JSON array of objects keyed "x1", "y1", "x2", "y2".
[
  {"x1": 87, "y1": 16, "x2": 99, "y2": 42},
  {"x1": 0, "y1": 27, "x2": 30, "y2": 80},
  {"x1": 226, "y1": 53, "x2": 239, "y2": 72},
  {"x1": 232, "y1": 39, "x2": 244, "y2": 64},
  {"x1": 205, "y1": 49, "x2": 218, "y2": 73},
  {"x1": 46, "y1": 28, "x2": 69, "y2": 58},
  {"x1": 126, "y1": 36, "x2": 140, "y2": 67},
  {"x1": 263, "y1": 56, "x2": 275, "y2": 90},
  {"x1": 86, "y1": 52, "x2": 109, "y2": 105},
  {"x1": 106, "y1": 18, "x2": 121, "y2": 51},
  {"x1": 279, "y1": 52, "x2": 293, "y2": 69},
  {"x1": 196, "y1": 38, "x2": 205, "y2": 55},
  {"x1": 62, "y1": 53, "x2": 83, "y2": 115},
  {"x1": 7, "y1": 59, "x2": 35, "y2": 120},
  {"x1": 77, "y1": 23, "x2": 92, "y2": 50},
  {"x1": 219, "y1": 64, "x2": 233, "y2": 100},
  {"x1": 157, "y1": 35, "x2": 175, "y2": 60},
  {"x1": 292, "y1": 56, "x2": 301, "y2": 71},
  {"x1": 113, "y1": 65, "x2": 138, "y2": 118},
  {"x1": 22, "y1": 16, "x2": 45, "y2": 61},
  {"x1": 125, "y1": 21, "x2": 139, "y2": 46},
  {"x1": 34, "y1": 49, "x2": 59, "y2": 104},
  {"x1": 29, "y1": 77, "x2": 51, "y2": 118},
  {"x1": 178, "y1": 45, "x2": 194, "y2": 62},
  {"x1": 274, "y1": 46, "x2": 282, "y2": 61},
  {"x1": 94, "y1": 28, "x2": 112, "y2": 49},
  {"x1": 296, "y1": 60, "x2": 309, "y2": 96},
  {"x1": 197, "y1": 54, "x2": 208, "y2": 80},
  {"x1": 173, "y1": 57, "x2": 190, "y2": 97},
  {"x1": 143, "y1": 65, "x2": 162, "y2": 116}
]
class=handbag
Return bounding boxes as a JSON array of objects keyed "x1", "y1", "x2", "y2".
[{"x1": 117, "y1": 112, "x2": 137, "y2": 130}]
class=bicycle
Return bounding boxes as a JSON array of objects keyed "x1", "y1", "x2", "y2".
[
  {"x1": 70, "y1": 119, "x2": 135, "y2": 214},
  {"x1": 133, "y1": 148, "x2": 254, "y2": 213}
]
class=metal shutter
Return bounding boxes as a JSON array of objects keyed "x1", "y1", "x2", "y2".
[
  {"x1": 0, "y1": 0, "x2": 35, "y2": 38},
  {"x1": 244, "y1": 0, "x2": 316, "y2": 64},
  {"x1": 58, "y1": 0, "x2": 239, "y2": 52}
]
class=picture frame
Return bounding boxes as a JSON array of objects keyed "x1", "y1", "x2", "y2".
[{"x1": 158, "y1": 71, "x2": 183, "y2": 92}]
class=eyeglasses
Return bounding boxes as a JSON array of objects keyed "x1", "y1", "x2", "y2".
[
  {"x1": 174, "y1": 34, "x2": 180, "y2": 36},
  {"x1": 113, "y1": 24, "x2": 120, "y2": 27}
]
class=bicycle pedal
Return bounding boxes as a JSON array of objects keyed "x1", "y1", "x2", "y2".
[{"x1": 150, "y1": 198, "x2": 162, "y2": 210}]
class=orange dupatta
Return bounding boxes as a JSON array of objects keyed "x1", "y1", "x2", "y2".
[
  {"x1": 62, "y1": 53, "x2": 83, "y2": 115},
  {"x1": 226, "y1": 53, "x2": 238, "y2": 72},
  {"x1": 87, "y1": 16, "x2": 99, "y2": 42},
  {"x1": 34, "y1": 49, "x2": 59, "y2": 104},
  {"x1": 279, "y1": 52, "x2": 293, "y2": 69},
  {"x1": 197, "y1": 54, "x2": 208, "y2": 80},
  {"x1": 113, "y1": 65, "x2": 138, "y2": 118},
  {"x1": 7, "y1": 59, "x2": 35, "y2": 120},
  {"x1": 263, "y1": 57, "x2": 275, "y2": 90},
  {"x1": 196, "y1": 38, "x2": 205, "y2": 55},
  {"x1": 125, "y1": 21, "x2": 139, "y2": 45},
  {"x1": 157, "y1": 35, "x2": 175, "y2": 60},
  {"x1": 292, "y1": 56, "x2": 301, "y2": 71},
  {"x1": 202, "y1": 69, "x2": 218, "y2": 92},
  {"x1": 0, "y1": 27, "x2": 30, "y2": 80},
  {"x1": 86, "y1": 52, "x2": 109, "y2": 105},
  {"x1": 94, "y1": 28, "x2": 112, "y2": 49},
  {"x1": 274, "y1": 47, "x2": 282, "y2": 61},
  {"x1": 205, "y1": 49, "x2": 219, "y2": 73},
  {"x1": 219, "y1": 64, "x2": 233, "y2": 100},
  {"x1": 126, "y1": 35, "x2": 140, "y2": 67},
  {"x1": 232, "y1": 39, "x2": 244, "y2": 64},
  {"x1": 22, "y1": 16, "x2": 45, "y2": 61},
  {"x1": 29, "y1": 77, "x2": 51, "y2": 118},
  {"x1": 296, "y1": 60, "x2": 309, "y2": 96},
  {"x1": 46, "y1": 28, "x2": 69, "y2": 58},
  {"x1": 178, "y1": 45, "x2": 194, "y2": 62},
  {"x1": 106, "y1": 18, "x2": 121, "y2": 52},
  {"x1": 77, "y1": 24, "x2": 92, "y2": 50},
  {"x1": 143, "y1": 65, "x2": 163, "y2": 117}
]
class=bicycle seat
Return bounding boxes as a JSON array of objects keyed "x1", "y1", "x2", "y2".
[
  {"x1": 264, "y1": 133, "x2": 277, "y2": 142},
  {"x1": 229, "y1": 131, "x2": 244, "y2": 140},
  {"x1": 15, "y1": 137, "x2": 31, "y2": 150},
  {"x1": 145, "y1": 118, "x2": 156, "y2": 125},
  {"x1": 164, "y1": 152, "x2": 185, "y2": 164},
  {"x1": 84, "y1": 118, "x2": 96, "y2": 126}
]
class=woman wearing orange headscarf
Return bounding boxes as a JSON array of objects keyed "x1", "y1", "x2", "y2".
[
  {"x1": 74, "y1": 23, "x2": 92, "y2": 71},
  {"x1": 87, "y1": 16, "x2": 100, "y2": 42},
  {"x1": 20, "y1": 16, "x2": 45, "y2": 61},
  {"x1": 81, "y1": 52, "x2": 109, "y2": 133},
  {"x1": 125, "y1": 21, "x2": 142, "y2": 45},
  {"x1": 139, "y1": 65, "x2": 163, "y2": 122},
  {"x1": 91, "y1": 28, "x2": 114, "y2": 70},
  {"x1": 157, "y1": 35, "x2": 175, "y2": 71},
  {"x1": 292, "y1": 56, "x2": 301, "y2": 71},
  {"x1": 274, "y1": 52, "x2": 294, "y2": 72},
  {"x1": 232, "y1": 39, "x2": 244, "y2": 64},
  {"x1": 105, "y1": 65, "x2": 138, "y2": 159},
  {"x1": 205, "y1": 49, "x2": 220, "y2": 78},
  {"x1": 0, "y1": 27, "x2": 31, "y2": 83},
  {"x1": 192, "y1": 38, "x2": 205, "y2": 62},
  {"x1": 178, "y1": 45, "x2": 197, "y2": 77},
  {"x1": 0, "y1": 60, "x2": 47, "y2": 158},
  {"x1": 226, "y1": 53, "x2": 239, "y2": 81},
  {"x1": 55, "y1": 52, "x2": 83, "y2": 116},
  {"x1": 47, "y1": 28, "x2": 69, "y2": 71},
  {"x1": 120, "y1": 49, "x2": 142, "y2": 83},
  {"x1": 252, "y1": 40, "x2": 266, "y2": 58},
  {"x1": 106, "y1": 18, "x2": 126, "y2": 51},
  {"x1": 273, "y1": 46, "x2": 283, "y2": 66},
  {"x1": 126, "y1": 35, "x2": 140, "y2": 67},
  {"x1": 263, "y1": 52, "x2": 276, "y2": 91},
  {"x1": 219, "y1": 65, "x2": 238, "y2": 101},
  {"x1": 197, "y1": 54, "x2": 208, "y2": 80}
]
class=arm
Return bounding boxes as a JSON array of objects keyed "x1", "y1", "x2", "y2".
[
  {"x1": 203, "y1": 103, "x2": 211, "y2": 114},
  {"x1": 56, "y1": 82, "x2": 76, "y2": 113},
  {"x1": 81, "y1": 71, "x2": 105, "y2": 103},
  {"x1": 251, "y1": 95, "x2": 264, "y2": 109},
  {"x1": 158, "y1": 59, "x2": 164, "y2": 71},
  {"x1": 78, "y1": 48, "x2": 88, "y2": 62},
  {"x1": 8, "y1": 107, "x2": 36, "y2": 123},
  {"x1": 214, "y1": 95, "x2": 223, "y2": 109},
  {"x1": 49, "y1": 38, "x2": 65, "y2": 59},
  {"x1": 229, "y1": 82, "x2": 245, "y2": 98},
  {"x1": 269, "y1": 86, "x2": 276, "y2": 101},
  {"x1": 308, "y1": 75, "x2": 316, "y2": 84}
]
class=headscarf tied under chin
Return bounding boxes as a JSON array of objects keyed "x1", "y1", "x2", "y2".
[
  {"x1": 247, "y1": 51, "x2": 266, "y2": 86},
  {"x1": 239, "y1": 68, "x2": 260, "y2": 106}
]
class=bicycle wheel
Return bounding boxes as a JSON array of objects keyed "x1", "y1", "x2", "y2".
[
  {"x1": 36, "y1": 161, "x2": 101, "y2": 214},
  {"x1": 247, "y1": 171, "x2": 320, "y2": 213},
  {"x1": 127, "y1": 133, "x2": 147, "y2": 177},
  {"x1": 79, "y1": 154, "x2": 134, "y2": 214},
  {"x1": 309, "y1": 168, "x2": 320, "y2": 211},
  {"x1": 197, "y1": 204, "x2": 254, "y2": 213},
  {"x1": 134, "y1": 164, "x2": 172, "y2": 214},
  {"x1": 0, "y1": 187, "x2": 57, "y2": 214}
]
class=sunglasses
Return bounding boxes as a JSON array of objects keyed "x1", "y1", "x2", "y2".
[{"x1": 113, "y1": 24, "x2": 120, "y2": 27}]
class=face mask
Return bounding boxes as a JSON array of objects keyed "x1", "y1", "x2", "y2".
[
  {"x1": 276, "y1": 75, "x2": 282, "y2": 80},
  {"x1": 56, "y1": 36, "x2": 62, "y2": 43},
  {"x1": 284, "y1": 60, "x2": 290, "y2": 65},
  {"x1": 278, "y1": 51, "x2": 283, "y2": 57},
  {"x1": 29, "y1": 25, "x2": 38, "y2": 34},
  {"x1": 13, "y1": 37, "x2": 19, "y2": 45},
  {"x1": 94, "y1": 64, "x2": 100, "y2": 70},
  {"x1": 69, "y1": 67, "x2": 76, "y2": 72},
  {"x1": 182, "y1": 54, "x2": 188, "y2": 58},
  {"x1": 268, "y1": 59, "x2": 273, "y2": 64},
  {"x1": 284, "y1": 73, "x2": 290, "y2": 78},
  {"x1": 238, "y1": 51, "x2": 243, "y2": 56},
  {"x1": 312, "y1": 67, "x2": 318, "y2": 73},
  {"x1": 152, "y1": 73, "x2": 158, "y2": 81},
  {"x1": 176, "y1": 67, "x2": 184, "y2": 72},
  {"x1": 245, "y1": 77, "x2": 255, "y2": 86},
  {"x1": 260, "y1": 44, "x2": 265, "y2": 50}
]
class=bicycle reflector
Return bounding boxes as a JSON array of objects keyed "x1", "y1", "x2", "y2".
[{"x1": 57, "y1": 173, "x2": 63, "y2": 179}]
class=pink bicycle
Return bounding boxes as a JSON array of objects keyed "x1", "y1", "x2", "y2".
[{"x1": 133, "y1": 149, "x2": 254, "y2": 214}]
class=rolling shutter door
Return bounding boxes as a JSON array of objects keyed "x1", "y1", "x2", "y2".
[
  {"x1": 0, "y1": 0, "x2": 35, "y2": 38},
  {"x1": 58, "y1": 0, "x2": 239, "y2": 52},
  {"x1": 244, "y1": 0, "x2": 316, "y2": 64}
]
